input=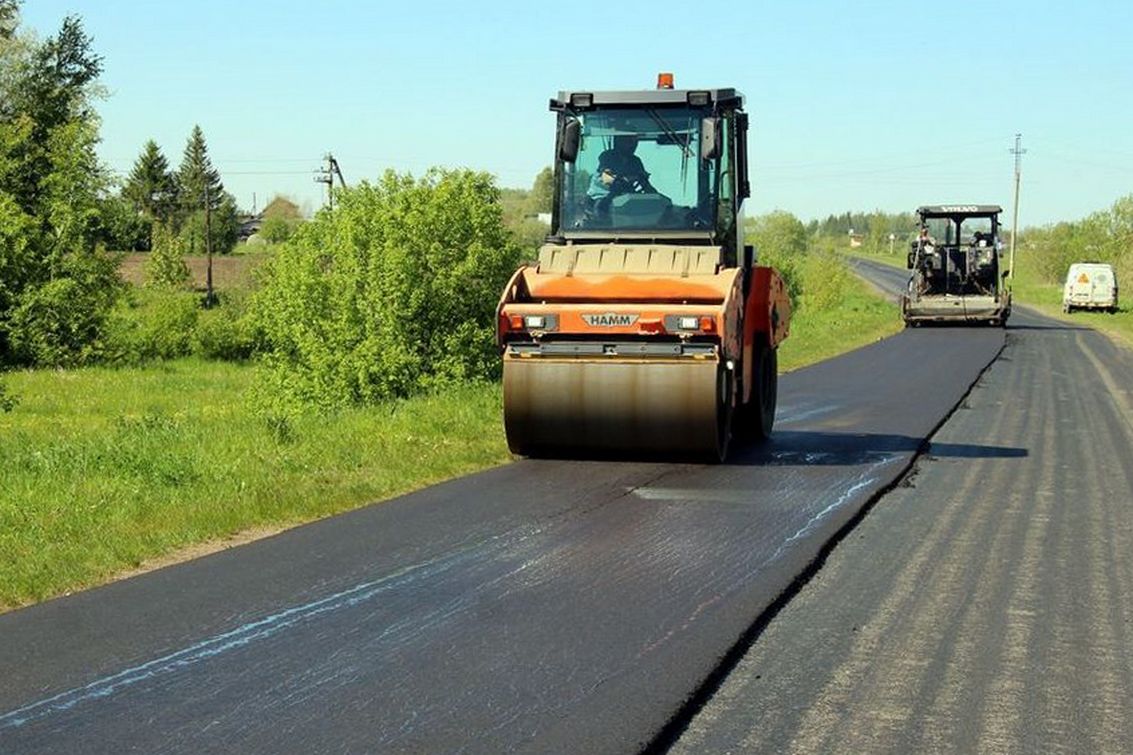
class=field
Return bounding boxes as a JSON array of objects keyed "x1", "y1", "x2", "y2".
[
  {"x1": 0, "y1": 255, "x2": 903, "y2": 611},
  {"x1": 117, "y1": 248, "x2": 272, "y2": 290}
]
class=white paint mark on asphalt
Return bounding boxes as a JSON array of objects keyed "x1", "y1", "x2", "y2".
[{"x1": 0, "y1": 544, "x2": 489, "y2": 730}]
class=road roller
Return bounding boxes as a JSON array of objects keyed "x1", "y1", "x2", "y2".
[{"x1": 497, "y1": 75, "x2": 791, "y2": 460}]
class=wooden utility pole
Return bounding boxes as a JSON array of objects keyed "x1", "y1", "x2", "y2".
[
  {"x1": 204, "y1": 185, "x2": 214, "y2": 308},
  {"x1": 315, "y1": 153, "x2": 347, "y2": 209},
  {"x1": 1009, "y1": 133, "x2": 1025, "y2": 282}
]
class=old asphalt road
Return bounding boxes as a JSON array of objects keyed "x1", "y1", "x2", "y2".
[
  {"x1": 1, "y1": 275, "x2": 1006, "y2": 754},
  {"x1": 673, "y1": 265, "x2": 1133, "y2": 753}
]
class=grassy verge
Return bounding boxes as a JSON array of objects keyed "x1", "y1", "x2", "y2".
[
  {"x1": 848, "y1": 247, "x2": 907, "y2": 270},
  {"x1": 1009, "y1": 261, "x2": 1133, "y2": 348},
  {"x1": 0, "y1": 254, "x2": 904, "y2": 610},
  {"x1": 0, "y1": 361, "x2": 509, "y2": 610},
  {"x1": 778, "y1": 268, "x2": 903, "y2": 372}
]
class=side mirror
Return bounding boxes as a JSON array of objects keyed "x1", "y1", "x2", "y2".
[
  {"x1": 700, "y1": 117, "x2": 721, "y2": 161},
  {"x1": 1001, "y1": 270, "x2": 1010, "y2": 281},
  {"x1": 559, "y1": 118, "x2": 580, "y2": 163}
]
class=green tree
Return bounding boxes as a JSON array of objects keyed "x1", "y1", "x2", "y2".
[
  {"x1": 123, "y1": 139, "x2": 177, "y2": 223},
  {"x1": 0, "y1": 9, "x2": 122, "y2": 366},
  {"x1": 176, "y1": 125, "x2": 238, "y2": 254},
  {"x1": 0, "y1": 0, "x2": 18, "y2": 40},
  {"x1": 96, "y1": 192, "x2": 150, "y2": 251},
  {"x1": 145, "y1": 222, "x2": 190, "y2": 288},
  {"x1": 252, "y1": 168, "x2": 523, "y2": 408},
  {"x1": 177, "y1": 125, "x2": 222, "y2": 210},
  {"x1": 260, "y1": 215, "x2": 294, "y2": 244},
  {"x1": 746, "y1": 210, "x2": 809, "y2": 308},
  {"x1": 529, "y1": 166, "x2": 553, "y2": 214}
]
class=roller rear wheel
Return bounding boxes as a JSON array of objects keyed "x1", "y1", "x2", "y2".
[{"x1": 734, "y1": 340, "x2": 777, "y2": 442}]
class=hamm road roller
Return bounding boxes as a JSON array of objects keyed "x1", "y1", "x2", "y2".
[{"x1": 497, "y1": 75, "x2": 790, "y2": 461}]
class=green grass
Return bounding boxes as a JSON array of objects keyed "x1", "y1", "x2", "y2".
[
  {"x1": 0, "y1": 361, "x2": 509, "y2": 610},
  {"x1": 0, "y1": 254, "x2": 906, "y2": 610},
  {"x1": 848, "y1": 246, "x2": 908, "y2": 270},
  {"x1": 778, "y1": 263, "x2": 904, "y2": 372},
  {"x1": 1009, "y1": 261, "x2": 1133, "y2": 348}
]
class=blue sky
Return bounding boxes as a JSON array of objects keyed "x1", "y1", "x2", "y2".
[{"x1": 20, "y1": 0, "x2": 1133, "y2": 226}]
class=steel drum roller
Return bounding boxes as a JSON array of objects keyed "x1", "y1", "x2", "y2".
[{"x1": 503, "y1": 357, "x2": 727, "y2": 458}]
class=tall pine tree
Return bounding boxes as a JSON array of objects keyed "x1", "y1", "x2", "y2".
[
  {"x1": 175, "y1": 125, "x2": 237, "y2": 254},
  {"x1": 123, "y1": 139, "x2": 176, "y2": 222},
  {"x1": 177, "y1": 124, "x2": 224, "y2": 212}
]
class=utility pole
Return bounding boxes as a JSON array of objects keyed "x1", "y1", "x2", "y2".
[
  {"x1": 1009, "y1": 133, "x2": 1025, "y2": 282},
  {"x1": 204, "y1": 185, "x2": 214, "y2": 308},
  {"x1": 315, "y1": 153, "x2": 345, "y2": 209}
]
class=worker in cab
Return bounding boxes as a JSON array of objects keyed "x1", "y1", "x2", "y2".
[{"x1": 586, "y1": 134, "x2": 657, "y2": 215}]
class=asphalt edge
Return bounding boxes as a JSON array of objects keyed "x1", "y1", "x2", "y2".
[{"x1": 641, "y1": 331, "x2": 1009, "y2": 753}]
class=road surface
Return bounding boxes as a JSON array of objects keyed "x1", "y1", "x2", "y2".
[
  {"x1": 0, "y1": 282, "x2": 1003, "y2": 753},
  {"x1": 673, "y1": 262, "x2": 1133, "y2": 753}
]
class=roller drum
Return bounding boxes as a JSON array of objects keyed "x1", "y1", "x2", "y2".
[{"x1": 503, "y1": 357, "x2": 729, "y2": 459}]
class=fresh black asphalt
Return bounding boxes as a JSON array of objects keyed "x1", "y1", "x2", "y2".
[{"x1": 0, "y1": 274, "x2": 1005, "y2": 754}]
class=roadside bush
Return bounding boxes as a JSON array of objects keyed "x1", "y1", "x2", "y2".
[
  {"x1": 745, "y1": 211, "x2": 861, "y2": 315},
  {"x1": 0, "y1": 15, "x2": 123, "y2": 368},
  {"x1": 7, "y1": 250, "x2": 125, "y2": 367},
  {"x1": 97, "y1": 194, "x2": 151, "y2": 251},
  {"x1": 799, "y1": 249, "x2": 853, "y2": 312},
  {"x1": 103, "y1": 289, "x2": 200, "y2": 364},
  {"x1": 510, "y1": 217, "x2": 550, "y2": 257},
  {"x1": 251, "y1": 168, "x2": 523, "y2": 408},
  {"x1": 259, "y1": 215, "x2": 296, "y2": 244},
  {"x1": 145, "y1": 222, "x2": 191, "y2": 288},
  {"x1": 0, "y1": 379, "x2": 17, "y2": 413},
  {"x1": 193, "y1": 296, "x2": 258, "y2": 361}
]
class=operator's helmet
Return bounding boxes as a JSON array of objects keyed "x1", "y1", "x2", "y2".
[{"x1": 613, "y1": 134, "x2": 639, "y2": 151}]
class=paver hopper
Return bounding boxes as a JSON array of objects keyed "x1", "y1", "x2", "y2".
[{"x1": 901, "y1": 205, "x2": 1011, "y2": 326}]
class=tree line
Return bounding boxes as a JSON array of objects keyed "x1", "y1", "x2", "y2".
[
  {"x1": 109, "y1": 126, "x2": 241, "y2": 256},
  {"x1": 1021, "y1": 195, "x2": 1133, "y2": 288}
]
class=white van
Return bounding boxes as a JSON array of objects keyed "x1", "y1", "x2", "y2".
[{"x1": 1063, "y1": 263, "x2": 1118, "y2": 313}]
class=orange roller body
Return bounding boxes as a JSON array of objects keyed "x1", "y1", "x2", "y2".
[{"x1": 497, "y1": 79, "x2": 790, "y2": 460}]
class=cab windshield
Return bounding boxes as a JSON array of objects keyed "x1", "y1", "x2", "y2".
[
  {"x1": 923, "y1": 215, "x2": 996, "y2": 246},
  {"x1": 556, "y1": 106, "x2": 719, "y2": 234}
]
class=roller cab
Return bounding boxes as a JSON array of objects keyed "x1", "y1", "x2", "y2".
[{"x1": 497, "y1": 77, "x2": 790, "y2": 460}]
